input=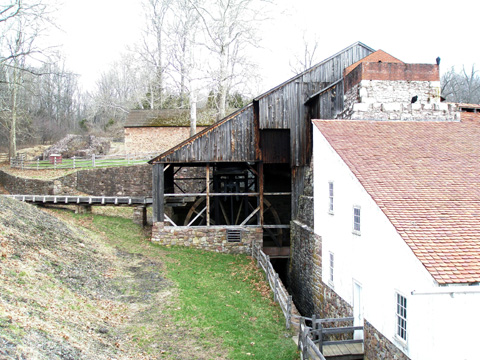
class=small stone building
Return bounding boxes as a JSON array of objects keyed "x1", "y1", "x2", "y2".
[{"x1": 124, "y1": 109, "x2": 215, "y2": 155}]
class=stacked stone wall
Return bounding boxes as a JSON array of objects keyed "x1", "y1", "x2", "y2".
[
  {"x1": 75, "y1": 165, "x2": 152, "y2": 196},
  {"x1": 364, "y1": 320, "x2": 411, "y2": 360},
  {"x1": 151, "y1": 223, "x2": 262, "y2": 254},
  {"x1": 342, "y1": 80, "x2": 460, "y2": 121},
  {"x1": 288, "y1": 220, "x2": 321, "y2": 316},
  {"x1": 0, "y1": 169, "x2": 77, "y2": 195},
  {"x1": 0, "y1": 165, "x2": 152, "y2": 197},
  {"x1": 125, "y1": 127, "x2": 206, "y2": 155}
]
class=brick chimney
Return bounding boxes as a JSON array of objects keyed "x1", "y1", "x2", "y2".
[{"x1": 340, "y1": 50, "x2": 459, "y2": 121}]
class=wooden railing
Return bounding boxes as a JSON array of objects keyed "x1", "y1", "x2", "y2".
[
  {"x1": 251, "y1": 243, "x2": 364, "y2": 359},
  {"x1": 0, "y1": 153, "x2": 8, "y2": 163},
  {"x1": 297, "y1": 316, "x2": 363, "y2": 359},
  {"x1": 9, "y1": 152, "x2": 158, "y2": 170},
  {"x1": 298, "y1": 318, "x2": 327, "y2": 360}
]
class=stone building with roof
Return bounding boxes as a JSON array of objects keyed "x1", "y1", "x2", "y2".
[{"x1": 147, "y1": 43, "x2": 475, "y2": 359}]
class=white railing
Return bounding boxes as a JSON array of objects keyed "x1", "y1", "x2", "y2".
[{"x1": 10, "y1": 152, "x2": 159, "y2": 170}]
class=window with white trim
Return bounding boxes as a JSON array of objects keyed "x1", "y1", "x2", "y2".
[
  {"x1": 353, "y1": 206, "x2": 361, "y2": 234},
  {"x1": 329, "y1": 251, "x2": 334, "y2": 285},
  {"x1": 328, "y1": 182, "x2": 334, "y2": 214},
  {"x1": 396, "y1": 293, "x2": 407, "y2": 341}
]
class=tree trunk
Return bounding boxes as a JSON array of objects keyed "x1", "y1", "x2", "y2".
[{"x1": 190, "y1": 92, "x2": 197, "y2": 137}]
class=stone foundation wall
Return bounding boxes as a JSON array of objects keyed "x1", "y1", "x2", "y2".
[
  {"x1": 364, "y1": 320, "x2": 411, "y2": 360},
  {"x1": 316, "y1": 282, "x2": 353, "y2": 320},
  {"x1": 342, "y1": 80, "x2": 460, "y2": 121},
  {"x1": 151, "y1": 223, "x2": 263, "y2": 254},
  {"x1": 288, "y1": 220, "x2": 321, "y2": 316}
]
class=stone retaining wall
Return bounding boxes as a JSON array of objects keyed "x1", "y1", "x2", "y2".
[
  {"x1": 75, "y1": 165, "x2": 151, "y2": 196},
  {"x1": 0, "y1": 165, "x2": 152, "y2": 196},
  {"x1": 0, "y1": 169, "x2": 77, "y2": 195},
  {"x1": 151, "y1": 223, "x2": 263, "y2": 255},
  {"x1": 288, "y1": 220, "x2": 321, "y2": 316}
]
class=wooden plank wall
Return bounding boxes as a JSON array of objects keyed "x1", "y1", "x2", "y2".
[
  {"x1": 157, "y1": 105, "x2": 256, "y2": 163},
  {"x1": 257, "y1": 42, "x2": 374, "y2": 168}
]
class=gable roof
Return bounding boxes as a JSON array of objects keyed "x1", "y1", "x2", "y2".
[
  {"x1": 344, "y1": 49, "x2": 404, "y2": 77},
  {"x1": 313, "y1": 119, "x2": 480, "y2": 285}
]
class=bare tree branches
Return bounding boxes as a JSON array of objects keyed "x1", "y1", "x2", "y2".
[{"x1": 441, "y1": 65, "x2": 480, "y2": 104}]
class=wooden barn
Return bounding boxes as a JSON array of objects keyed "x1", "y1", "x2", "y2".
[{"x1": 148, "y1": 42, "x2": 375, "y2": 257}]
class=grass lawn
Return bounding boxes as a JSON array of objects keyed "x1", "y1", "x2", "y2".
[{"x1": 78, "y1": 213, "x2": 299, "y2": 360}]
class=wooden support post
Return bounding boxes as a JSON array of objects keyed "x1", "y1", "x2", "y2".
[
  {"x1": 152, "y1": 163, "x2": 164, "y2": 223},
  {"x1": 258, "y1": 161, "x2": 264, "y2": 226},
  {"x1": 206, "y1": 163, "x2": 210, "y2": 226}
]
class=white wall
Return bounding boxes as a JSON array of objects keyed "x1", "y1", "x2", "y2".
[{"x1": 313, "y1": 127, "x2": 480, "y2": 360}]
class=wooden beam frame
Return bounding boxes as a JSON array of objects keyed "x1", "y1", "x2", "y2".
[{"x1": 152, "y1": 163, "x2": 164, "y2": 223}]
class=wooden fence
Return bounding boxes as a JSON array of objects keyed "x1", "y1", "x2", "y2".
[
  {"x1": 297, "y1": 316, "x2": 363, "y2": 359},
  {"x1": 0, "y1": 153, "x2": 8, "y2": 163},
  {"x1": 251, "y1": 243, "x2": 364, "y2": 359},
  {"x1": 9, "y1": 152, "x2": 158, "y2": 170},
  {"x1": 251, "y1": 243, "x2": 293, "y2": 329}
]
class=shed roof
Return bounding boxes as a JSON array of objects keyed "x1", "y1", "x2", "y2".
[
  {"x1": 313, "y1": 119, "x2": 480, "y2": 285},
  {"x1": 125, "y1": 109, "x2": 216, "y2": 128},
  {"x1": 149, "y1": 41, "x2": 375, "y2": 164}
]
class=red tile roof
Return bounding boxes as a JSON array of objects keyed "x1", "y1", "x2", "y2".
[{"x1": 313, "y1": 119, "x2": 480, "y2": 285}]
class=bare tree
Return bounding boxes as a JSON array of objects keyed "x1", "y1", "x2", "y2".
[
  {"x1": 289, "y1": 32, "x2": 320, "y2": 74},
  {"x1": 441, "y1": 65, "x2": 480, "y2": 104},
  {"x1": 168, "y1": 0, "x2": 204, "y2": 136},
  {"x1": 137, "y1": 0, "x2": 172, "y2": 110},
  {"x1": 0, "y1": 0, "x2": 55, "y2": 157},
  {"x1": 191, "y1": 0, "x2": 267, "y2": 120}
]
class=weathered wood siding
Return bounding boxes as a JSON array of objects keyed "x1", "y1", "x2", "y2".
[
  {"x1": 154, "y1": 105, "x2": 256, "y2": 163},
  {"x1": 151, "y1": 42, "x2": 373, "y2": 167},
  {"x1": 257, "y1": 42, "x2": 374, "y2": 167}
]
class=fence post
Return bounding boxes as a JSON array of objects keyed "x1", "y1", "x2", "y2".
[
  {"x1": 318, "y1": 320, "x2": 324, "y2": 353},
  {"x1": 274, "y1": 273, "x2": 279, "y2": 303},
  {"x1": 312, "y1": 314, "x2": 317, "y2": 343},
  {"x1": 286, "y1": 295, "x2": 292, "y2": 329},
  {"x1": 54, "y1": 156, "x2": 57, "y2": 170},
  {"x1": 73, "y1": 156, "x2": 76, "y2": 169},
  {"x1": 36, "y1": 158, "x2": 39, "y2": 171},
  {"x1": 92, "y1": 153, "x2": 95, "y2": 167},
  {"x1": 298, "y1": 317, "x2": 305, "y2": 351},
  {"x1": 21, "y1": 155, "x2": 24, "y2": 170}
]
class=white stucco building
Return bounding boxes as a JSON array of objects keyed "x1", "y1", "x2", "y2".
[{"x1": 313, "y1": 119, "x2": 480, "y2": 360}]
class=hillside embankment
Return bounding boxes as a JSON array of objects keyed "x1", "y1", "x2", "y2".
[{"x1": 0, "y1": 196, "x2": 224, "y2": 359}]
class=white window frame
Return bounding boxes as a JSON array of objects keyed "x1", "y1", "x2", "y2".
[
  {"x1": 328, "y1": 181, "x2": 334, "y2": 214},
  {"x1": 328, "y1": 251, "x2": 334, "y2": 286},
  {"x1": 395, "y1": 292, "x2": 408, "y2": 343},
  {"x1": 353, "y1": 205, "x2": 361, "y2": 235}
]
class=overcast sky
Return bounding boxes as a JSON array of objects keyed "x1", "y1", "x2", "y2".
[{"x1": 54, "y1": 0, "x2": 479, "y2": 93}]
